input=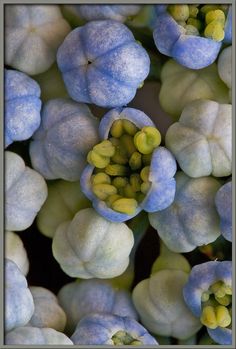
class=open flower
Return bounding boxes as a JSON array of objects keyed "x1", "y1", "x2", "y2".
[
  {"x1": 153, "y1": 4, "x2": 231, "y2": 69},
  {"x1": 80, "y1": 107, "x2": 177, "y2": 222},
  {"x1": 71, "y1": 313, "x2": 158, "y2": 345},
  {"x1": 183, "y1": 261, "x2": 232, "y2": 345}
]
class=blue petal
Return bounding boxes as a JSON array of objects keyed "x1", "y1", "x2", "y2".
[
  {"x1": 5, "y1": 69, "x2": 41, "y2": 100},
  {"x1": 215, "y1": 181, "x2": 232, "y2": 242},
  {"x1": 154, "y1": 4, "x2": 168, "y2": 16},
  {"x1": 93, "y1": 42, "x2": 150, "y2": 87},
  {"x1": 142, "y1": 179, "x2": 176, "y2": 212},
  {"x1": 207, "y1": 327, "x2": 232, "y2": 345},
  {"x1": 153, "y1": 13, "x2": 183, "y2": 56},
  {"x1": 86, "y1": 65, "x2": 136, "y2": 108},
  {"x1": 172, "y1": 35, "x2": 222, "y2": 69},
  {"x1": 61, "y1": 67, "x2": 92, "y2": 104},
  {"x1": 80, "y1": 20, "x2": 134, "y2": 62},
  {"x1": 57, "y1": 27, "x2": 87, "y2": 72}
]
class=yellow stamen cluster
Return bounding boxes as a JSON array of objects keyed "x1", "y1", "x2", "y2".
[
  {"x1": 167, "y1": 4, "x2": 228, "y2": 41},
  {"x1": 87, "y1": 119, "x2": 162, "y2": 215},
  {"x1": 201, "y1": 281, "x2": 232, "y2": 330},
  {"x1": 112, "y1": 330, "x2": 142, "y2": 346}
]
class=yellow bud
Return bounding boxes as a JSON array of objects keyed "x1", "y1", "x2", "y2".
[
  {"x1": 120, "y1": 134, "x2": 137, "y2": 157},
  {"x1": 93, "y1": 140, "x2": 115, "y2": 157},
  {"x1": 87, "y1": 150, "x2": 110, "y2": 168},
  {"x1": 112, "y1": 198, "x2": 138, "y2": 215},
  {"x1": 201, "y1": 5, "x2": 221, "y2": 14},
  {"x1": 141, "y1": 182, "x2": 151, "y2": 194},
  {"x1": 168, "y1": 5, "x2": 189, "y2": 21},
  {"x1": 187, "y1": 18, "x2": 202, "y2": 30},
  {"x1": 111, "y1": 148, "x2": 128, "y2": 165},
  {"x1": 140, "y1": 166, "x2": 150, "y2": 182},
  {"x1": 201, "y1": 291, "x2": 210, "y2": 302},
  {"x1": 106, "y1": 194, "x2": 122, "y2": 207},
  {"x1": 216, "y1": 306, "x2": 231, "y2": 328},
  {"x1": 109, "y1": 137, "x2": 120, "y2": 146},
  {"x1": 129, "y1": 152, "x2": 142, "y2": 170},
  {"x1": 105, "y1": 164, "x2": 129, "y2": 176},
  {"x1": 215, "y1": 294, "x2": 231, "y2": 306},
  {"x1": 124, "y1": 184, "x2": 137, "y2": 198},
  {"x1": 204, "y1": 20, "x2": 225, "y2": 41},
  {"x1": 134, "y1": 126, "x2": 161, "y2": 154},
  {"x1": 112, "y1": 177, "x2": 129, "y2": 189},
  {"x1": 122, "y1": 119, "x2": 138, "y2": 136},
  {"x1": 130, "y1": 174, "x2": 142, "y2": 192},
  {"x1": 110, "y1": 119, "x2": 123, "y2": 138},
  {"x1": 92, "y1": 183, "x2": 117, "y2": 200},
  {"x1": 91, "y1": 172, "x2": 111, "y2": 185},
  {"x1": 205, "y1": 10, "x2": 225, "y2": 25},
  {"x1": 200, "y1": 306, "x2": 218, "y2": 329},
  {"x1": 188, "y1": 5, "x2": 199, "y2": 18}
]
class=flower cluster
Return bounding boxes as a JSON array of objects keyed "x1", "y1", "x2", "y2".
[{"x1": 4, "y1": 4, "x2": 232, "y2": 347}]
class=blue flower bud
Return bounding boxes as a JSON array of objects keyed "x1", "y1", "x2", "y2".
[{"x1": 5, "y1": 69, "x2": 41, "y2": 147}]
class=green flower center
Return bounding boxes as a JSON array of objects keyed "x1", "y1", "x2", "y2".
[
  {"x1": 112, "y1": 330, "x2": 142, "y2": 345},
  {"x1": 167, "y1": 4, "x2": 229, "y2": 42},
  {"x1": 87, "y1": 119, "x2": 161, "y2": 215},
  {"x1": 200, "y1": 280, "x2": 232, "y2": 329}
]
